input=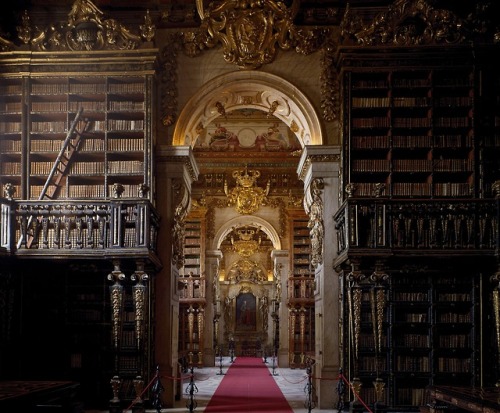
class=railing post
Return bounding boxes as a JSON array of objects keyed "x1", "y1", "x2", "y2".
[
  {"x1": 110, "y1": 200, "x2": 124, "y2": 248},
  {"x1": 0, "y1": 198, "x2": 13, "y2": 251}
]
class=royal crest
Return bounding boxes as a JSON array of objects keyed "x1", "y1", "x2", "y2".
[{"x1": 224, "y1": 166, "x2": 270, "y2": 214}]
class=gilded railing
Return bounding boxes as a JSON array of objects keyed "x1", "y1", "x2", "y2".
[
  {"x1": 0, "y1": 198, "x2": 160, "y2": 263},
  {"x1": 334, "y1": 199, "x2": 498, "y2": 255}
]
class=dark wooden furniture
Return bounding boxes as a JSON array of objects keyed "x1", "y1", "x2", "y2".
[
  {"x1": 426, "y1": 385, "x2": 500, "y2": 413},
  {"x1": 0, "y1": 381, "x2": 81, "y2": 412}
]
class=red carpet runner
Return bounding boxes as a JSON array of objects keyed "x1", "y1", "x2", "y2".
[{"x1": 204, "y1": 357, "x2": 294, "y2": 412}]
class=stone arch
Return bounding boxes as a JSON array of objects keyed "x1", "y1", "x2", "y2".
[
  {"x1": 173, "y1": 71, "x2": 323, "y2": 148},
  {"x1": 212, "y1": 215, "x2": 281, "y2": 251}
]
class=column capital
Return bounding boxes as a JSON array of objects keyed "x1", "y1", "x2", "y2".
[
  {"x1": 271, "y1": 249, "x2": 289, "y2": 260},
  {"x1": 297, "y1": 145, "x2": 341, "y2": 186},
  {"x1": 206, "y1": 249, "x2": 224, "y2": 260},
  {"x1": 157, "y1": 145, "x2": 199, "y2": 184}
]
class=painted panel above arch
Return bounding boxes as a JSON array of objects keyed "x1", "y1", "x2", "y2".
[{"x1": 173, "y1": 71, "x2": 324, "y2": 148}]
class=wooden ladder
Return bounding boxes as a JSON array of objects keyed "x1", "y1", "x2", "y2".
[
  {"x1": 19, "y1": 108, "x2": 90, "y2": 249},
  {"x1": 39, "y1": 107, "x2": 90, "y2": 200}
]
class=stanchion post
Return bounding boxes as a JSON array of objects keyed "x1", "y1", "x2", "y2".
[
  {"x1": 151, "y1": 364, "x2": 164, "y2": 413},
  {"x1": 303, "y1": 361, "x2": 316, "y2": 413},
  {"x1": 216, "y1": 345, "x2": 226, "y2": 375},
  {"x1": 185, "y1": 366, "x2": 198, "y2": 412},
  {"x1": 229, "y1": 339, "x2": 235, "y2": 363},
  {"x1": 271, "y1": 349, "x2": 278, "y2": 376},
  {"x1": 337, "y1": 368, "x2": 346, "y2": 413}
]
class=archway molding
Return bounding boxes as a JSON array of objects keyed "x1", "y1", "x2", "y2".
[
  {"x1": 212, "y1": 215, "x2": 282, "y2": 251},
  {"x1": 173, "y1": 71, "x2": 324, "y2": 148}
]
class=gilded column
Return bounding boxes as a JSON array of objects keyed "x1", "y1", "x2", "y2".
[
  {"x1": 108, "y1": 261, "x2": 125, "y2": 350},
  {"x1": 369, "y1": 261, "x2": 388, "y2": 404},
  {"x1": 131, "y1": 260, "x2": 149, "y2": 349},
  {"x1": 289, "y1": 306, "x2": 297, "y2": 368},
  {"x1": 299, "y1": 306, "x2": 306, "y2": 368},
  {"x1": 197, "y1": 305, "x2": 205, "y2": 368},
  {"x1": 187, "y1": 305, "x2": 195, "y2": 367}
]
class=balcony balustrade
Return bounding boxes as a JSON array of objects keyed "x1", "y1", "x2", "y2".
[
  {"x1": 0, "y1": 198, "x2": 160, "y2": 266},
  {"x1": 333, "y1": 198, "x2": 498, "y2": 261}
]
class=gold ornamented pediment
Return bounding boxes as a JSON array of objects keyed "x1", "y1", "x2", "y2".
[
  {"x1": 187, "y1": 0, "x2": 327, "y2": 69},
  {"x1": 196, "y1": 0, "x2": 295, "y2": 69},
  {"x1": 7, "y1": 0, "x2": 154, "y2": 51}
]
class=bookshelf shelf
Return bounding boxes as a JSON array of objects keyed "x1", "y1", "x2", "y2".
[
  {"x1": 0, "y1": 73, "x2": 153, "y2": 201},
  {"x1": 344, "y1": 67, "x2": 481, "y2": 199}
]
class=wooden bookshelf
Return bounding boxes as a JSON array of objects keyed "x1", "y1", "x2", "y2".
[
  {"x1": 340, "y1": 267, "x2": 478, "y2": 410},
  {"x1": 344, "y1": 68, "x2": 478, "y2": 199},
  {"x1": 0, "y1": 73, "x2": 153, "y2": 201},
  {"x1": 287, "y1": 211, "x2": 315, "y2": 368}
]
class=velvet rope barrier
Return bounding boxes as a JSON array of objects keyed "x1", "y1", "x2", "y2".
[
  {"x1": 308, "y1": 370, "x2": 373, "y2": 413},
  {"x1": 123, "y1": 364, "x2": 196, "y2": 413}
]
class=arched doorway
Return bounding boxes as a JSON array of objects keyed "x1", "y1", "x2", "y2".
[{"x1": 173, "y1": 70, "x2": 324, "y2": 369}]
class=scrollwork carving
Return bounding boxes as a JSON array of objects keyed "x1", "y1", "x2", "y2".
[
  {"x1": 180, "y1": 0, "x2": 326, "y2": 69},
  {"x1": 6, "y1": 0, "x2": 153, "y2": 51},
  {"x1": 308, "y1": 178, "x2": 324, "y2": 269},
  {"x1": 341, "y1": 0, "x2": 466, "y2": 46}
]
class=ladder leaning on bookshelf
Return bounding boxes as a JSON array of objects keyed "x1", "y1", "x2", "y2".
[
  {"x1": 18, "y1": 107, "x2": 90, "y2": 249},
  {"x1": 39, "y1": 107, "x2": 90, "y2": 201}
]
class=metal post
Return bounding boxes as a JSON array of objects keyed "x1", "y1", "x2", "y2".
[
  {"x1": 337, "y1": 368, "x2": 346, "y2": 413},
  {"x1": 151, "y1": 365, "x2": 164, "y2": 413},
  {"x1": 185, "y1": 366, "x2": 198, "y2": 412},
  {"x1": 216, "y1": 345, "x2": 226, "y2": 375},
  {"x1": 304, "y1": 362, "x2": 316, "y2": 413},
  {"x1": 271, "y1": 349, "x2": 278, "y2": 376}
]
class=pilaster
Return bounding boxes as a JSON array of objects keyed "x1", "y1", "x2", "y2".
[
  {"x1": 154, "y1": 145, "x2": 199, "y2": 407},
  {"x1": 271, "y1": 249, "x2": 290, "y2": 367},
  {"x1": 205, "y1": 249, "x2": 224, "y2": 366},
  {"x1": 298, "y1": 145, "x2": 342, "y2": 409}
]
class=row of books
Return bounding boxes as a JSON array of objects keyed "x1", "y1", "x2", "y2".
[
  {"x1": 352, "y1": 117, "x2": 471, "y2": 129},
  {"x1": 396, "y1": 388, "x2": 425, "y2": 406},
  {"x1": 352, "y1": 134, "x2": 473, "y2": 148},
  {"x1": 437, "y1": 357, "x2": 471, "y2": 372},
  {"x1": 345, "y1": 182, "x2": 472, "y2": 197},
  {"x1": 396, "y1": 356, "x2": 430, "y2": 371},
  {"x1": 351, "y1": 96, "x2": 472, "y2": 108},
  {"x1": 30, "y1": 81, "x2": 143, "y2": 95}
]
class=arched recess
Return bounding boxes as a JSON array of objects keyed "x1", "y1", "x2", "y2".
[
  {"x1": 212, "y1": 216, "x2": 282, "y2": 251},
  {"x1": 172, "y1": 71, "x2": 324, "y2": 147}
]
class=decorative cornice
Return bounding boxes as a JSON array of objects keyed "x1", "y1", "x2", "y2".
[
  {"x1": 298, "y1": 153, "x2": 341, "y2": 182},
  {"x1": 341, "y1": 0, "x2": 467, "y2": 46},
  {"x1": 156, "y1": 146, "x2": 200, "y2": 184},
  {"x1": 1, "y1": 0, "x2": 154, "y2": 52}
]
